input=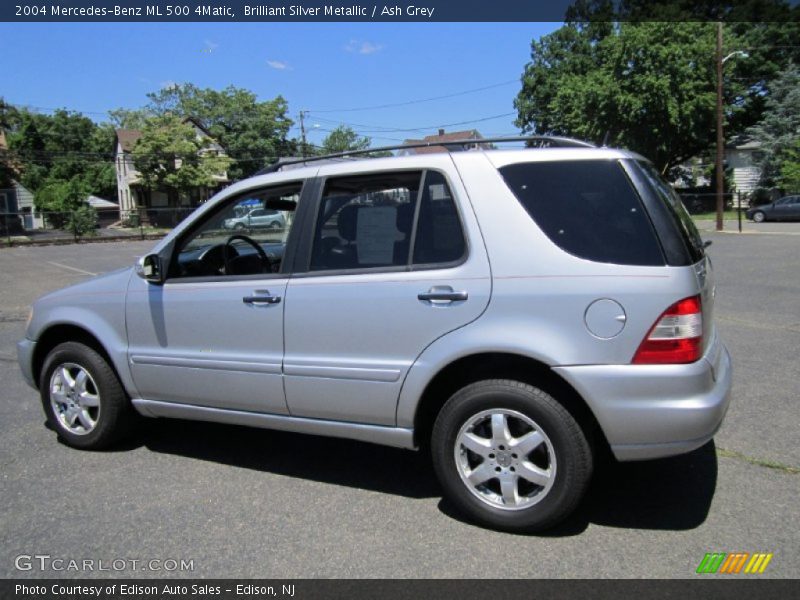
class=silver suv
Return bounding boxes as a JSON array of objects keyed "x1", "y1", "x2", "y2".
[{"x1": 17, "y1": 138, "x2": 732, "y2": 532}]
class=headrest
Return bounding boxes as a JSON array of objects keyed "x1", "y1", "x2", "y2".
[{"x1": 337, "y1": 204, "x2": 359, "y2": 241}]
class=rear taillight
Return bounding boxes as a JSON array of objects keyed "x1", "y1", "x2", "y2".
[{"x1": 632, "y1": 295, "x2": 703, "y2": 364}]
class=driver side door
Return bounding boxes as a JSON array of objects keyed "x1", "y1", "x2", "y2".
[{"x1": 125, "y1": 179, "x2": 307, "y2": 414}]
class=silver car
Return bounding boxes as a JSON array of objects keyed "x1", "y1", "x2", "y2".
[
  {"x1": 223, "y1": 207, "x2": 286, "y2": 230},
  {"x1": 17, "y1": 139, "x2": 731, "y2": 532}
]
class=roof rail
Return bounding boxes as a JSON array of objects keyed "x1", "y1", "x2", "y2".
[{"x1": 256, "y1": 135, "x2": 595, "y2": 175}]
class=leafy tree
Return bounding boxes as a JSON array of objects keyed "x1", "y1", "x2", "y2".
[
  {"x1": 65, "y1": 204, "x2": 98, "y2": 242},
  {"x1": 132, "y1": 115, "x2": 232, "y2": 204},
  {"x1": 34, "y1": 177, "x2": 87, "y2": 228},
  {"x1": 142, "y1": 84, "x2": 295, "y2": 180},
  {"x1": 515, "y1": 9, "x2": 800, "y2": 173},
  {"x1": 3, "y1": 107, "x2": 116, "y2": 199},
  {"x1": 746, "y1": 66, "x2": 800, "y2": 187},
  {"x1": 778, "y1": 139, "x2": 800, "y2": 193},
  {"x1": 320, "y1": 125, "x2": 372, "y2": 154}
]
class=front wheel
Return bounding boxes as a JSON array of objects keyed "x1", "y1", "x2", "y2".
[
  {"x1": 40, "y1": 342, "x2": 137, "y2": 450},
  {"x1": 752, "y1": 211, "x2": 766, "y2": 223},
  {"x1": 432, "y1": 380, "x2": 592, "y2": 532}
]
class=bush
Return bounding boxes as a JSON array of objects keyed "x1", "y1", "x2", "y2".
[{"x1": 65, "y1": 205, "x2": 98, "y2": 241}]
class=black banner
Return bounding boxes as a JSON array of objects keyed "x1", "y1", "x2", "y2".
[
  {"x1": 3, "y1": 0, "x2": 800, "y2": 23},
  {"x1": 3, "y1": 580, "x2": 799, "y2": 600}
]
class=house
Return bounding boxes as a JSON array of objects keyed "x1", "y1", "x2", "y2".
[
  {"x1": 115, "y1": 117, "x2": 228, "y2": 224},
  {"x1": 86, "y1": 195, "x2": 119, "y2": 227},
  {"x1": 727, "y1": 139, "x2": 762, "y2": 195},
  {"x1": 0, "y1": 131, "x2": 28, "y2": 233},
  {"x1": 399, "y1": 129, "x2": 488, "y2": 155}
]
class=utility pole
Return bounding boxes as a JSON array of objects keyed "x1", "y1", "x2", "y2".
[
  {"x1": 715, "y1": 21, "x2": 725, "y2": 232},
  {"x1": 299, "y1": 110, "x2": 307, "y2": 158}
]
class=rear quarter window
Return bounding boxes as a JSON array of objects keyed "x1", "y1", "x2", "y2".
[{"x1": 499, "y1": 160, "x2": 665, "y2": 266}]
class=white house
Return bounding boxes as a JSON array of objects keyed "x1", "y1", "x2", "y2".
[{"x1": 115, "y1": 117, "x2": 228, "y2": 222}]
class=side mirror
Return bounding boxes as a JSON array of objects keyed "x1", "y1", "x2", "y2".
[{"x1": 135, "y1": 254, "x2": 164, "y2": 284}]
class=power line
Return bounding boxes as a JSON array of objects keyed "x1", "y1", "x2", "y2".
[
  {"x1": 309, "y1": 112, "x2": 516, "y2": 134},
  {"x1": 306, "y1": 79, "x2": 519, "y2": 113}
]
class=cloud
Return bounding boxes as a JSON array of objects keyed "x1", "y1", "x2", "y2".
[
  {"x1": 266, "y1": 60, "x2": 291, "y2": 70},
  {"x1": 344, "y1": 39, "x2": 383, "y2": 55}
]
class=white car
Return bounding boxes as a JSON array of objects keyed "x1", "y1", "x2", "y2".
[{"x1": 223, "y1": 208, "x2": 286, "y2": 230}]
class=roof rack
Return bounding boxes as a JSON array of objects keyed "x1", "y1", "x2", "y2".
[{"x1": 256, "y1": 135, "x2": 595, "y2": 175}]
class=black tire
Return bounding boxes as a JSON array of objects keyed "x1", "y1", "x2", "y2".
[
  {"x1": 40, "y1": 342, "x2": 137, "y2": 450},
  {"x1": 234, "y1": 222, "x2": 246, "y2": 231},
  {"x1": 432, "y1": 379, "x2": 592, "y2": 532},
  {"x1": 752, "y1": 210, "x2": 766, "y2": 223}
]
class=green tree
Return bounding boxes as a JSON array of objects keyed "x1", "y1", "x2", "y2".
[
  {"x1": 515, "y1": 13, "x2": 800, "y2": 173},
  {"x1": 779, "y1": 139, "x2": 800, "y2": 193},
  {"x1": 747, "y1": 66, "x2": 800, "y2": 187},
  {"x1": 65, "y1": 204, "x2": 98, "y2": 242},
  {"x1": 3, "y1": 107, "x2": 116, "y2": 199},
  {"x1": 320, "y1": 125, "x2": 372, "y2": 154},
  {"x1": 142, "y1": 84, "x2": 295, "y2": 180},
  {"x1": 132, "y1": 115, "x2": 232, "y2": 204},
  {"x1": 35, "y1": 177, "x2": 87, "y2": 228}
]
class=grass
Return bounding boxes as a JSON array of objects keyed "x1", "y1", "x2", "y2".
[
  {"x1": 716, "y1": 447, "x2": 800, "y2": 475},
  {"x1": 690, "y1": 211, "x2": 743, "y2": 221}
]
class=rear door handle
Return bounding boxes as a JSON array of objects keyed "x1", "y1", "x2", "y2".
[
  {"x1": 243, "y1": 290, "x2": 281, "y2": 305},
  {"x1": 418, "y1": 286, "x2": 468, "y2": 304}
]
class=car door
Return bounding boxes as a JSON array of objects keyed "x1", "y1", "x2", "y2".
[
  {"x1": 125, "y1": 179, "x2": 307, "y2": 414},
  {"x1": 282, "y1": 159, "x2": 491, "y2": 426},
  {"x1": 787, "y1": 196, "x2": 800, "y2": 219}
]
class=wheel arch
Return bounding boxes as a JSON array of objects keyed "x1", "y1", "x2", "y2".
[
  {"x1": 411, "y1": 352, "x2": 610, "y2": 455},
  {"x1": 33, "y1": 324, "x2": 121, "y2": 391}
]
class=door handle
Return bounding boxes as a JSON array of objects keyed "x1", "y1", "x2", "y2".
[
  {"x1": 243, "y1": 290, "x2": 281, "y2": 305},
  {"x1": 418, "y1": 286, "x2": 468, "y2": 304}
]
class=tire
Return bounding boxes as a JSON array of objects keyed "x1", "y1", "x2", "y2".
[
  {"x1": 432, "y1": 379, "x2": 592, "y2": 532},
  {"x1": 752, "y1": 211, "x2": 766, "y2": 223},
  {"x1": 234, "y1": 222, "x2": 246, "y2": 231},
  {"x1": 40, "y1": 342, "x2": 137, "y2": 450},
  {"x1": 268, "y1": 221, "x2": 282, "y2": 230}
]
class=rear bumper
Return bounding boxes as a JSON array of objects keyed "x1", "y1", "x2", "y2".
[
  {"x1": 17, "y1": 338, "x2": 37, "y2": 390},
  {"x1": 553, "y1": 332, "x2": 732, "y2": 461}
]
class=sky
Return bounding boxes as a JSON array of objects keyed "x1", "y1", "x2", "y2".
[{"x1": 0, "y1": 22, "x2": 560, "y2": 147}]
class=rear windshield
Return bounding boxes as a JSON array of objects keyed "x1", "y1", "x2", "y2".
[
  {"x1": 498, "y1": 160, "x2": 665, "y2": 266},
  {"x1": 635, "y1": 161, "x2": 705, "y2": 264}
]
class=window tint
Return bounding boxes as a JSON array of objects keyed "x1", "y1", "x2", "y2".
[
  {"x1": 413, "y1": 170, "x2": 466, "y2": 265},
  {"x1": 636, "y1": 161, "x2": 704, "y2": 264},
  {"x1": 499, "y1": 160, "x2": 664, "y2": 266},
  {"x1": 310, "y1": 172, "x2": 420, "y2": 271},
  {"x1": 309, "y1": 170, "x2": 465, "y2": 272}
]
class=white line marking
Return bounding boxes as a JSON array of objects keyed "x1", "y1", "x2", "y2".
[{"x1": 46, "y1": 261, "x2": 98, "y2": 276}]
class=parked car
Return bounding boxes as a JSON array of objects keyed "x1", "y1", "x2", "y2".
[
  {"x1": 746, "y1": 195, "x2": 800, "y2": 222},
  {"x1": 223, "y1": 207, "x2": 286, "y2": 230},
  {"x1": 17, "y1": 138, "x2": 731, "y2": 532}
]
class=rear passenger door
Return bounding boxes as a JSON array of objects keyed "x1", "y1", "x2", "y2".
[{"x1": 283, "y1": 161, "x2": 491, "y2": 426}]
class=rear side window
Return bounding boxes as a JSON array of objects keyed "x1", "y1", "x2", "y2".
[
  {"x1": 499, "y1": 160, "x2": 665, "y2": 266},
  {"x1": 635, "y1": 161, "x2": 704, "y2": 264}
]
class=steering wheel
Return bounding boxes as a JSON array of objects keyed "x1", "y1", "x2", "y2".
[{"x1": 223, "y1": 234, "x2": 272, "y2": 275}]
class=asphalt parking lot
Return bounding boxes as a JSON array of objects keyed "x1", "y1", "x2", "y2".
[{"x1": 0, "y1": 228, "x2": 798, "y2": 579}]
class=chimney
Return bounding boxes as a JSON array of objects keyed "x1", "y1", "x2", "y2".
[{"x1": 438, "y1": 128, "x2": 445, "y2": 136}]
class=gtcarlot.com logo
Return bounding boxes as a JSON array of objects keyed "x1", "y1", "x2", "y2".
[
  {"x1": 696, "y1": 552, "x2": 773, "y2": 574},
  {"x1": 14, "y1": 554, "x2": 194, "y2": 572}
]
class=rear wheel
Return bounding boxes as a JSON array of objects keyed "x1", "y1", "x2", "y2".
[
  {"x1": 432, "y1": 379, "x2": 592, "y2": 532},
  {"x1": 752, "y1": 210, "x2": 766, "y2": 223},
  {"x1": 40, "y1": 342, "x2": 136, "y2": 450}
]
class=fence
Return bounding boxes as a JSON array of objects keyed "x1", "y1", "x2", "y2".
[{"x1": 0, "y1": 207, "x2": 198, "y2": 245}]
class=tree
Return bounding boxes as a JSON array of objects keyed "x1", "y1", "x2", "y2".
[
  {"x1": 515, "y1": 10, "x2": 800, "y2": 173},
  {"x1": 34, "y1": 177, "x2": 87, "y2": 229},
  {"x1": 746, "y1": 66, "x2": 800, "y2": 187},
  {"x1": 3, "y1": 107, "x2": 116, "y2": 199},
  {"x1": 778, "y1": 139, "x2": 800, "y2": 193},
  {"x1": 141, "y1": 84, "x2": 295, "y2": 180},
  {"x1": 320, "y1": 125, "x2": 371, "y2": 154},
  {"x1": 132, "y1": 115, "x2": 231, "y2": 203},
  {"x1": 65, "y1": 204, "x2": 98, "y2": 242}
]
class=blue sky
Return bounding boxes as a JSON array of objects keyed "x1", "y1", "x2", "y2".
[{"x1": 0, "y1": 22, "x2": 560, "y2": 146}]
